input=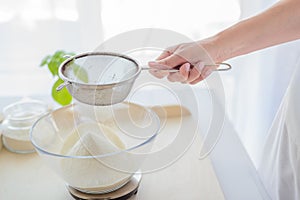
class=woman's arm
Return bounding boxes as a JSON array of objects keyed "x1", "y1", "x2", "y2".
[
  {"x1": 210, "y1": 0, "x2": 300, "y2": 63},
  {"x1": 149, "y1": 0, "x2": 300, "y2": 84}
]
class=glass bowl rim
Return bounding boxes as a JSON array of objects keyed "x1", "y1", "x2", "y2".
[{"x1": 30, "y1": 103, "x2": 160, "y2": 159}]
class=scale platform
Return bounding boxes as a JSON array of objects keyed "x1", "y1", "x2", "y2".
[{"x1": 67, "y1": 173, "x2": 142, "y2": 200}]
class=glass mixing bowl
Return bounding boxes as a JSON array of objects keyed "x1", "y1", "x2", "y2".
[{"x1": 30, "y1": 102, "x2": 160, "y2": 194}]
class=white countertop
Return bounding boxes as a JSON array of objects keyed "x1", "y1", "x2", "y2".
[
  {"x1": 0, "y1": 133, "x2": 224, "y2": 200},
  {"x1": 0, "y1": 92, "x2": 225, "y2": 200},
  {"x1": 0, "y1": 84, "x2": 272, "y2": 200}
]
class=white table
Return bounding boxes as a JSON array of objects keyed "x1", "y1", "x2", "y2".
[
  {"x1": 0, "y1": 86, "x2": 271, "y2": 200},
  {"x1": 0, "y1": 92, "x2": 225, "y2": 200}
]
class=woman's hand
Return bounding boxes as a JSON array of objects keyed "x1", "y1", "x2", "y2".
[{"x1": 148, "y1": 40, "x2": 220, "y2": 84}]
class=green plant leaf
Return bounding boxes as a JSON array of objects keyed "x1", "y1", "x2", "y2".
[
  {"x1": 46, "y1": 51, "x2": 74, "y2": 76},
  {"x1": 40, "y1": 50, "x2": 76, "y2": 105},
  {"x1": 40, "y1": 55, "x2": 51, "y2": 67},
  {"x1": 52, "y1": 78, "x2": 72, "y2": 106},
  {"x1": 48, "y1": 60, "x2": 59, "y2": 76}
]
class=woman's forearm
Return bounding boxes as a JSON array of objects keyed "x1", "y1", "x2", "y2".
[
  {"x1": 205, "y1": 0, "x2": 300, "y2": 62},
  {"x1": 149, "y1": 0, "x2": 300, "y2": 83}
]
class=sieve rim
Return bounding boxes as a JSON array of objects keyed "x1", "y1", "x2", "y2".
[{"x1": 58, "y1": 52, "x2": 142, "y2": 87}]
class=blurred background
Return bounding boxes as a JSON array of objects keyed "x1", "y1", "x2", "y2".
[{"x1": 1, "y1": 0, "x2": 300, "y2": 171}]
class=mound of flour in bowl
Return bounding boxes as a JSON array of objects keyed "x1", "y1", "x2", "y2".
[{"x1": 60, "y1": 122, "x2": 132, "y2": 192}]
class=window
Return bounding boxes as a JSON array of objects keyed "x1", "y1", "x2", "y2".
[
  {"x1": 0, "y1": 0, "x2": 240, "y2": 96},
  {"x1": 0, "y1": 0, "x2": 102, "y2": 96}
]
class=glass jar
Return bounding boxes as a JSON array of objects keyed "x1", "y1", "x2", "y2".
[{"x1": 1, "y1": 100, "x2": 49, "y2": 154}]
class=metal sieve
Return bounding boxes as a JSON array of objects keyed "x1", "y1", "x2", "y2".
[
  {"x1": 57, "y1": 52, "x2": 142, "y2": 106},
  {"x1": 57, "y1": 52, "x2": 231, "y2": 106}
]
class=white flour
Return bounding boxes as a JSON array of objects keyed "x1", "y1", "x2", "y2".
[{"x1": 60, "y1": 122, "x2": 132, "y2": 192}]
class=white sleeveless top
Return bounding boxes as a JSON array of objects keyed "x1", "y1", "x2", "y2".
[{"x1": 258, "y1": 62, "x2": 300, "y2": 200}]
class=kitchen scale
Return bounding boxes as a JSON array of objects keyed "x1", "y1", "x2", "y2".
[{"x1": 67, "y1": 173, "x2": 141, "y2": 200}]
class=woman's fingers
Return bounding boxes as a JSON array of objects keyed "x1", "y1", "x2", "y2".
[
  {"x1": 149, "y1": 54, "x2": 186, "y2": 69},
  {"x1": 148, "y1": 60, "x2": 211, "y2": 84},
  {"x1": 148, "y1": 62, "x2": 171, "y2": 79},
  {"x1": 156, "y1": 50, "x2": 172, "y2": 61},
  {"x1": 148, "y1": 41, "x2": 218, "y2": 84},
  {"x1": 155, "y1": 45, "x2": 178, "y2": 60},
  {"x1": 186, "y1": 62, "x2": 205, "y2": 83},
  {"x1": 167, "y1": 62, "x2": 206, "y2": 84},
  {"x1": 180, "y1": 63, "x2": 190, "y2": 81},
  {"x1": 189, "y1": 65, "x2": 213, "y2": 84},
  {"x1": 167, "y1": 63, "x2": 190, "y2": 82},
  {"x1": 186, "y1": 67, "x2": 200, "y2": 83},
  {"x1": 189, "y1": 76, "x2": 205, "y2": 85},
  {"x1": 148, "y1": 53, "x2": 186, "y2": 79},
  {"x1": 149, "y1": 47, "x2": 214, "y2": 84}
]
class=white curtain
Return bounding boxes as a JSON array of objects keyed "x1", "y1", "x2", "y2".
[
  {"x1": 100, "y1": 0, "x2": 240, "y2": 41},
  {"x1": 225, "y1": 0, "x2": 300, "y2": 168},
  {"x1": 0, "y1": 0, "x2": 102, "y2": 96}
]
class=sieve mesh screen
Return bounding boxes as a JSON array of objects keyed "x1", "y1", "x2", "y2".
[{"x1": 63, "y1": 54, "x2": 139, "y2": 85}]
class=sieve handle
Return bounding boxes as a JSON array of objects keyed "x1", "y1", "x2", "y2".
[
  {"x1": 142, "y1": 67, "x2": 180, "y2": 73},
  {"x1": 56, "y1": 81, "x2": 71, "y2": 91},
  {"x1": 143, "y1": 62, "x2": 231, "y2": 72}
]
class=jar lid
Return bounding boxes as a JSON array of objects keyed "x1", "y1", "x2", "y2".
[{"x1": 3, "y1": 99, "x2": 49, "y2": 123}]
